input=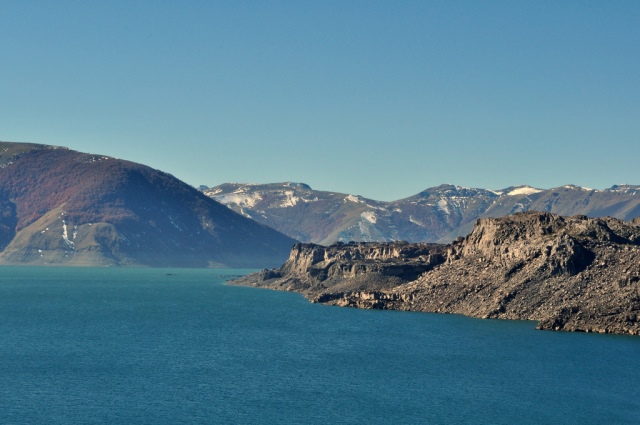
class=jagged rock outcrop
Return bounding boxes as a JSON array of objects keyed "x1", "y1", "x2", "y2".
[
  {"x1": 234, "y1": 241, "x2": 446, "y2": 296},
  {"x1": 232, "y1": 212, "x2": 640, "y2": 335}
]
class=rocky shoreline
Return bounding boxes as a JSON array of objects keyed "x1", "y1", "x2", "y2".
[{"x1": 231, "y1": 212, "x2": 640, "y2": 335}]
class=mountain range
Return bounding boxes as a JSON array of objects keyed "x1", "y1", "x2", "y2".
[
  {"x1": 0, "y1": 142, "x2": 295, "y2": 267},
  {"x1": 204, "y1": 182, "x2": 640, "y2": 245},
  {"x1": 3, "y1": 140, "x2": 638, "y2": 268}
]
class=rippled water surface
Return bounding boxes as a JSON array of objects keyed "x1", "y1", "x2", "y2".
[{"x1": 0, "y1": 266, "x2": 638, "y2": 424}]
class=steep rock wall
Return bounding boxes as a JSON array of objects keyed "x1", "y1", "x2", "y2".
[{"x1": 234, "y1": 212, "x2": 640, "y2": 335}]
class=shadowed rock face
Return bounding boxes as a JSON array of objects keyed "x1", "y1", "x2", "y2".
[
  {"x1": 454, "y1": 213, "x2": 597, "y2": 277},
  {"x1": 232, "y1": 212, "x2": 640, "y2": 335},
  {"x1": 237, "y1": 241, "x2": 447, "y2": 296}
]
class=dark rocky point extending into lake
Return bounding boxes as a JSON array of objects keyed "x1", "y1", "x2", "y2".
[{"x1": 232, "y1": 211, "x2": 640, "y2": 335}]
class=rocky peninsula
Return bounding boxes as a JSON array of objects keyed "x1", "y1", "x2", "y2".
[{"x1": 232, "y1": 212, "x2": 640, "y2": 335}]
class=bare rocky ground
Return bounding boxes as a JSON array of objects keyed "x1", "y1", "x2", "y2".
[{"x1": 231, "y1": 212, "x2": 640, "y2": 335}]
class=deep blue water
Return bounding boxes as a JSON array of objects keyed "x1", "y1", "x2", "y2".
[{"x1": 0, "y1": 267, "x2": 638, "y2": 424}]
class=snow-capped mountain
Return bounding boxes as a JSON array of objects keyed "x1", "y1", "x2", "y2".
[{"x1": 204, "y1": 182, "x2": 640, "y2": 245}]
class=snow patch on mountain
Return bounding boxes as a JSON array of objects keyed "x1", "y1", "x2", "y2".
[
  {"x1": 507, "y1": 186, "x2": 543, "y2": 196},
  {"x1": 437, "y1": 199, "x2": 450, "y2": 214},
  {"x1": 563, "y1": 185, "x2": 596, "y2": 191},
  {"x1": 279, "y1": 191, "x2": 300, "y2": 207},
  {"x1": 62, "y1": 220, "x2": 74, "y2": 248},
  {"x1": 86, "y1": 156, "x2": 112, "y2": 164},
  {"x1": 361, "y1": 211, "x2": 377, "y2": 224},
  {"x1": 345, "y1": 195, "x2": 364, "y2": 204},
  {"x1": 214, "y1": 192, "x2": 263, "y2": 208}
]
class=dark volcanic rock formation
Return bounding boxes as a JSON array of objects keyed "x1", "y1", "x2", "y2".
[
  {"x1": 232, "y1": 212, "x2": 640, "y2": 335},
  {"x1": 237, "y1": 241, "x2": 446, "y2": 296},
  {"x1": 0, "y1": 141, "x2": 296, "y2": 267}
]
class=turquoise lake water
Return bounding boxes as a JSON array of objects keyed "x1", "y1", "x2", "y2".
[{"x1": 0, "y1": 266, "x2": 638, "y2": 424}]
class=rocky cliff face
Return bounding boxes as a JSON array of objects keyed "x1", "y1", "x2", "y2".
[
  {"x1": 233, "y1": 212, "x2": 640, "y2": 335},
  {"x1": 235, "y1": 241, "x2": 446, "y2": 296}
]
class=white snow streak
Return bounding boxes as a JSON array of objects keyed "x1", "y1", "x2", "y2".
[
  {"x1": 507, "y1": 186, "x2": 543, "y2": 196},
  {"x1": 436, "y1": 199, "x2": 450, "y2": 215},
  {"x1": 62, "y1": 220, "x2": 74, "y2": 248}
]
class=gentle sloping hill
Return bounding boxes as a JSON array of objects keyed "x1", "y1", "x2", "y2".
[{"x1": 0, "y1": 142, "x2": 296, "y2": 267}]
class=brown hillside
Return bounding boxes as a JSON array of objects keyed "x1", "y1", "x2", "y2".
[{"x1": 0, "y1": 142, "x2": 296, "y2": 267}]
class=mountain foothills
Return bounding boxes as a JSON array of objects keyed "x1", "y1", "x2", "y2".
[
  {"x1": 0, "y1": 142, "x2": 295, "y2": 267},
  {"x1": 205, "y1": 182, "x2": 640, "y2": 245},
  {"x1": 233, "y1": 212, "x2": 640, "y2": 335}
]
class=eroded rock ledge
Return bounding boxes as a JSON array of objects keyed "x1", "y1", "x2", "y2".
[{"x1": 232, "y1": 212, "x2": 640, "y2": 335}]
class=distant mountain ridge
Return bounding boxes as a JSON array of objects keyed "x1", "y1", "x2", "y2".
[
  {"x1": 204, "y1": 182, "x2": 640, "y2": 245},
  {"x1": 0, "y1": 142, "x2": 295, "y2": 267}
]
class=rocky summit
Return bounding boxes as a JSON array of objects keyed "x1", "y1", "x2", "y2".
[{"x1": 232, "y1": 212, "x2": 640, "y2": 335}]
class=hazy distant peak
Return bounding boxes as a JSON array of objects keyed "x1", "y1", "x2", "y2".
[{"x1": 208, "y1": 181, "x2": 640, "y2": 246}]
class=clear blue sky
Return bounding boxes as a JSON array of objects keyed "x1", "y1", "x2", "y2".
[{"x1": 2, "y1": 1, "x2": 639, "y2": 201}]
